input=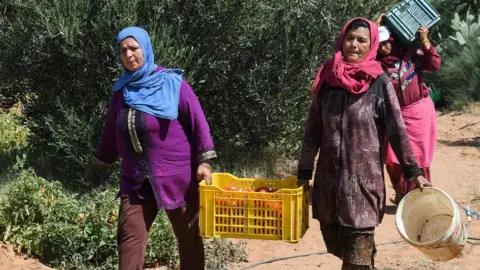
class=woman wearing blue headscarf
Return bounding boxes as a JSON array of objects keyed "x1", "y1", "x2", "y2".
[{"x1": 84, "y1": 26, "x2": 217, "y2": 270}]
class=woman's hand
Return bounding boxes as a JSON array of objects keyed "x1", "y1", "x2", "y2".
[
  {"x1": 412, "y1": 175, "x2": 432, "y2": 191},
  {"x1": 197, "y1": 162, "x2": 212, "y2": 185},
  {"x1": 418, "y1": 25, "x2": 431, "y2": 49},
  {"x1": 374, "y1": 14, "x2": 385, "y2": 27},
  {"x1": 297, "y1": 178, "x2": 311, "y2": 191}
]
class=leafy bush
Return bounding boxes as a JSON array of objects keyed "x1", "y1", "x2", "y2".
[
  {"x1": 0, "y1": 105, "x2": 30, "y2": 176},
  {"x1": 0, "y1": 105, "x2": 29, "y2": 152},
  {"x1": 144, "y1": 212, "x2": 180, "y2": 268},
  {"x1": 430, "y1": 0, "x2": 479, "y2": 43},
  {"x1": 0, "y1": 170, "x2": 157, "y2": 269},
  {"x1": 0, "y1": 0, "x2": 394, "y2": 183},
  {"x1": 426, "y1": 10, "x2": 480, "y2": 108},
  {"x1": 449, "y1": 11, "x2": 480, "y2": 45},
  {"x1": 0, "y1": 169, "x2": 247, "y2": 269}
]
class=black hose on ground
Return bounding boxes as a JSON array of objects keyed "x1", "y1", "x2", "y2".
[
  {"x1": 239, "y1": 238, "x2": 480, "y2": 270},
  {"x1": 239, "y1": 240, "x2": 403, "y2": 270}
]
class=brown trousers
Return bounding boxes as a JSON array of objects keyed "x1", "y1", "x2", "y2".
[
  {"x1": 117, "y1": 194, "x2": 204, "y2": 270},
  {"x1": 320, "y1": 223, "x2": 376, "y2": 270}
]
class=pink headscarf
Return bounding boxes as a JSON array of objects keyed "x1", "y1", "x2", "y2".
[{"x1": 311, "y1": 18, "x2": 383, "y2": 100}]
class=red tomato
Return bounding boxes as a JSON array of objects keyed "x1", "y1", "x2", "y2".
[
  {"x1": 263, "y1": 201, "x2": 283, "y2": 217},
  {"x1": 264, "y1": 201, "x2": 278, "y2": 209},
  {"x1": 257, "y1": 187, "x2": 268, "y2": 193},
  {"x1": 257, "y1": 186, "x2": 279, "y2": 193},
  {"x1": 275, "y1": 202, "x2": 283, "y2": 216},
  {"x1": 225, "y1": 186, "x2": 238, "y2": 191},
  {"x1": 276, "y1": 202, "x2": 283, "y2": 209},
  {"x1": 264, "y1": 201, "x2": 272, "y2": 209},
  {"x1": 216, "y1": 198, "x2": 234, "y2": 207},
  {"x1": 226, "y1": 199, "x2": 232, "y2": 206},
  {"x1": 215, "y1": 198, "x2": 225, "y2": 206}
]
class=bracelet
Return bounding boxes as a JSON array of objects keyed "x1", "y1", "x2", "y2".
[{"x1": 422, "y1": 39, "x2": 430, "y2": 44}]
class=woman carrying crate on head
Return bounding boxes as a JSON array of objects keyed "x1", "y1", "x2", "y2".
[{"x1": 375, "y1": 14, "x2": 441, "y2": 205}]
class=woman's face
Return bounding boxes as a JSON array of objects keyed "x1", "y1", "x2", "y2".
[
  {"x1": 342, "y1": 27, "x2": 371, "y2": 63},
  {"x1": 379, "y1": 41, "x2": 392, "y2": 56},
  {"x1": 119, "y1": 37, "x2": 144, "y2": 72}
]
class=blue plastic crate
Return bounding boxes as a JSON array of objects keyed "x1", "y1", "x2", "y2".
[{"x1": 385, "y1": 0, "x2": 441, "y2": 42}]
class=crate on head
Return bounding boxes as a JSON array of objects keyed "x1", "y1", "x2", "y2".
[
  {"x1": 385, "y1": 0, "x2": 441, "y2": 43},
  {"x1": 199, "y1": 173, "x2": 309, "y2": 243}
]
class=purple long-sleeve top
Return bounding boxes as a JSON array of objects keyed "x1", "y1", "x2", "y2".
[{"x1": 94, "y1": 66, "x2": 217, "y2": 210}]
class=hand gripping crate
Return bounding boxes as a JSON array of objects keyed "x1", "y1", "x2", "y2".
[
  {"x1": 199, "y1": 173, "x2": 309, "y2": 243},
  {"x1": 385, "y1": 0, "x2": 441, "y2": 42}
]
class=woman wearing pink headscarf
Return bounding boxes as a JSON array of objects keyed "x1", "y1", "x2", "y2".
[
  {"x1": 297, "y1": 18, "x2": 431, "y2": 269},
  {"x1": 376, "y1": 15, "x2": 441, "y2": 205}
]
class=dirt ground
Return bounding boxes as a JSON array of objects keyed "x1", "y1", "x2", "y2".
[
  {"x1": 0, "y1": 105, "x2": 479, "y2": 270},
  {"x1": 0, "y1": 243, "x2": 50, "y2": 270},
  {"x1": 234, "y1": 105, "x2": 480, "y2": 270}
]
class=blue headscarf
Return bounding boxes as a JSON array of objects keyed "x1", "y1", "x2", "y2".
[{"x1": 113, "y1": 26, "x2": 183, "y2": 120}]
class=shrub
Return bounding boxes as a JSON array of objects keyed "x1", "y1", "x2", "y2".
[
  {"x1": 0, "y1": 105, "x2": 30, "y2": 176},
  {"x1": 425, "y1": 11, "x2": 480, "y2": 108},
  {"x1": 0, "y1": 105, "x2": 29, "y2": 152},
  {"x1": 0, "y1": 170, "x2": 164, "y2": 269},
  {"x1": 0, "y1": 0, "x2": 394, "y2": 183},
  {"x1": 0, "y1": 169, "x2": 247, "y2": 269}
]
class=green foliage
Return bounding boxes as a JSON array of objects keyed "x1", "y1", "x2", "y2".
[
  {"x1": 144, "y1": 212, "x2": 179, "y2": 268},
  {"x1": 0, "y1": 170, "x2": 77, "y2": 255},
  {"x1": 426, "y1": 10, "x2": 480, "y2": 108},
  {"x1": 0, "y1": 106, "x2": 30, "y2": 176},
  {"x1": 0, "y1": 170, "x2": 151, "y2": 269},
  {"x1": 429, "y1": 0, "x2": 479, "y2": 44},
  {"x1": 0, "y1": 0, "x2": 193, "y2": 183},
  {"x1": 0, "y1": 0, "x2": 394, "y2": 184},
  {"x1": 0, "y1": 169, "x2": 247, "y2": 269},
  {"x1": 449, "y1": 11, "x2": 480, "y2": 45},
  {"x1": 1, "y1": 0, "x2": 440, "y2": 268},
  {"x1": 0, "y1": 106, "x2": 29, "y2": 153}
]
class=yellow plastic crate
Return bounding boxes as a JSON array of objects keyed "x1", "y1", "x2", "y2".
[{"x1": 199, "y1": 173, "x2": 309, "y2": 243}]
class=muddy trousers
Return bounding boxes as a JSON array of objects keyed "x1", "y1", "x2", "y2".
[
  {"x1": 320, "y1": 223, "x2": 376, "y2": 270},
  {"x1": 117, "y1": 195, "x2": 204, "y2": 270},
  {"x1": 341, "y1": 262, "x2": 374, "y2": 270}
]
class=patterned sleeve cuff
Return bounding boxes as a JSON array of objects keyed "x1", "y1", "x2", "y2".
[
  {"x1": 92, "y1": 155, "x2": 114, "y2": 169},
  {"x1": 403, "y1": 163, "x2": 423, "y2": 181},
  {"x1": 297, "y1": 169, "x2": 314, "y2": 180},
  {"x1": 198, "y1": 149, "x2": 218, "y2": 163}
]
